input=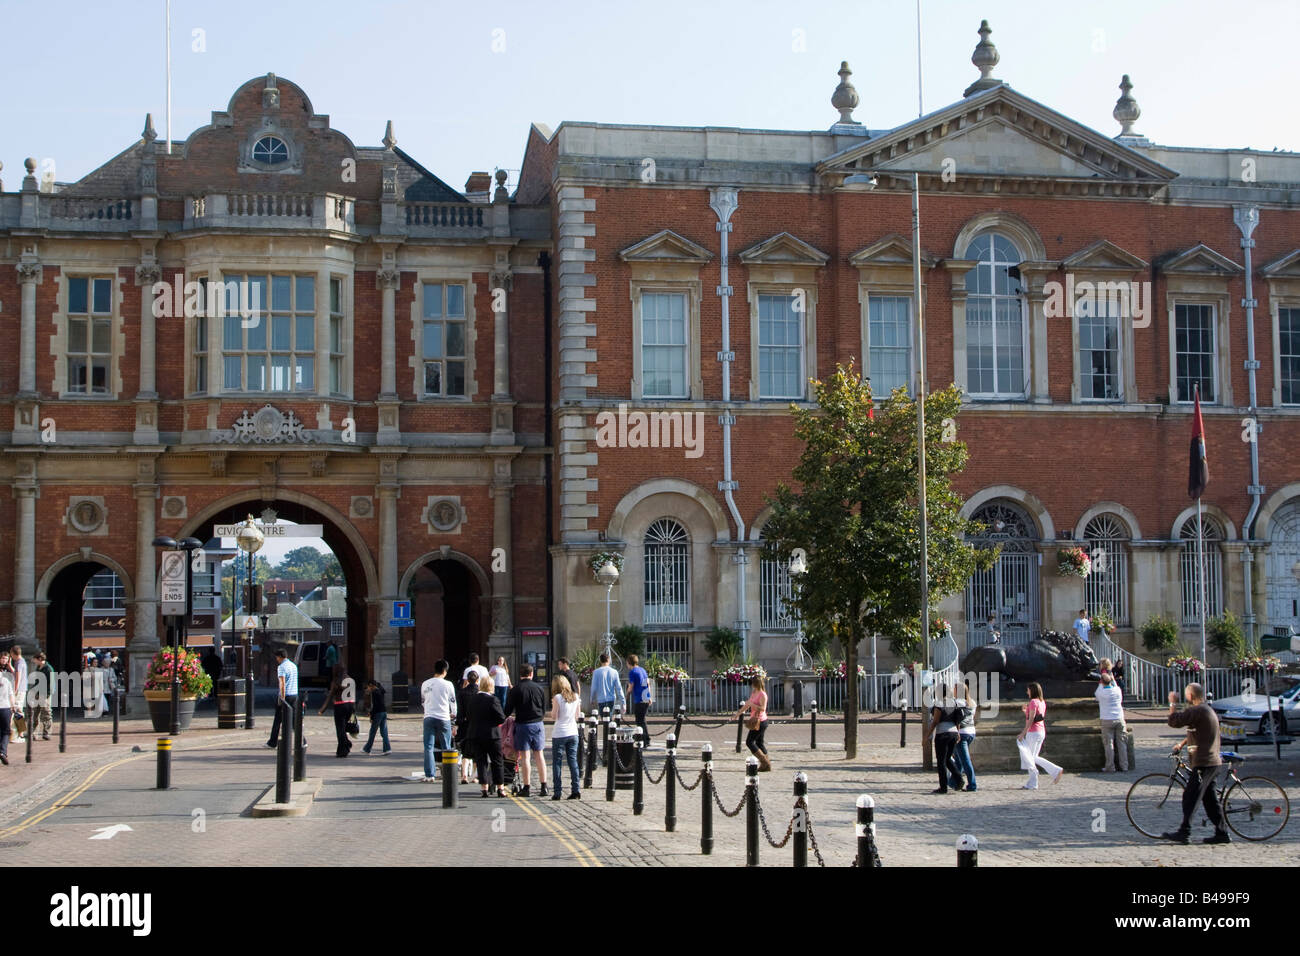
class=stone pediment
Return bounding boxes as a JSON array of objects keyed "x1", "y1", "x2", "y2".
[
  {"x1": 817, "y1": 86, "x2": 1177, "y2": 197},
  {"x1": 849, "y1": 233, "x2": 936, "y2": 268},
  {"x1": 618, "y1": 229, "x2": 714, "y2": 264},
  {"x1": 220, "y1": 404, "x2": 315, "y2": 444},
  {"x1": 738, "y1": 232, "x2": 829, "y2": 266},
  {"x1": 1261, "y1": 248, "x2": 1300, "y2": 278},
  {"x1": 1158, "y1": 243, "x2": 1243, "y2": 275},
  {"x1": 1061, "y1": 239, "x2": 1148, "y2": 272}
]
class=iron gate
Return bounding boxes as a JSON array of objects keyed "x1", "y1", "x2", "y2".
[{"x1": 966, "y1": 501, "x2": 1041, "y2": 649}]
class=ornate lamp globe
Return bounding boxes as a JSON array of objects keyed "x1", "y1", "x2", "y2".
[
  {"x1": 235, "y1": 514, "x2": 265, "y2": 555},
  {"x1": 595, "y1": 560, "x2": 620, "y2": 587},
  {"x1": 789, "y1": 552, "x2": 807, "y2": 576}
]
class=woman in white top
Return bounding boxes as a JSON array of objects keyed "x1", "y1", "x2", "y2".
[
  {"x1": 548, "y1": 674, "x2": 582, "y2": 800},
  {"x1": 84, "y1": 660, "x2": 107, "y2": 719},
  {"x1": 319, "y1": 667, "x2": 358, "y2": 757},
  {"x1": 489, "y1": 656, "x2": 511, "y2": 709},
  {"x1": 0, "y1": 650, "x2": 14, "y2": 764}
]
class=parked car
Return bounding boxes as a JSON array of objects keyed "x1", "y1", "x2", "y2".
[{"x1": 1211, "y1": 678, "x2": 1300, "y2": 738}]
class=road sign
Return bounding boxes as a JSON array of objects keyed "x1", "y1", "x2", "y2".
[
  {"x1": 214, "y1": 523, "x2": 324, "y2": 538},
  {"x1": 390, "y1": 601, "x2": 413, "y2": 627},
  {"x1": 160, "y1": 550, "x2": 188, "y2": 616},
  {"x1": 390, "y1": 619, "x2": 414, "y2": 628},
  {"x1": 241, "y1": 616, "x2": 259, "y2": 630}
]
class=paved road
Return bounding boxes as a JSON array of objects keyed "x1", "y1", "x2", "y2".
[{"x1": 2, "y1": 709, "x2": 1296, "y2": 867}]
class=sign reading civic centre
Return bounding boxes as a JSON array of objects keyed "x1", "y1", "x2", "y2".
[{"x1": 215, "y1": 523, "x2": 324, "y2": 538}]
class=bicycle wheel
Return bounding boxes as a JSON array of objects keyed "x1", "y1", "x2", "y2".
[
  {"x1": 1127, "y1": 773, "x2": 1186, "y2": 839},
  {"x1": 1223, "y1": 776, "x2": 1290, "y2": 841}
]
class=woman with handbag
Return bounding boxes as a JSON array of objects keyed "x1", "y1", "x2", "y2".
[
  {"x1": 548, "y1": 674, "x2": 582, "y2": 800},
  {"x1": 737, "y1": 674, "x2": 771, "y2": 772},
  {"x1": 930, "y1": 684, "x2": 964, "y2": 794},
  {"x1": 953, "y1": 680, "x2": 978, "y2": 792},
  {"x1": 468, "y1": 673, "x2": 507, "y2": 797},
  {"x1": 0, "y1": 649, "x2": 14, "y2": 765},
  {"x1": 1016, "y1": 682, "x2": 1063, "y2": 789},
  {"x1": 318, "y1": 666, "x2": 357, "y2": 757}
]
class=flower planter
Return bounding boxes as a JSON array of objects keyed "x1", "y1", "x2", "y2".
[{"x1": 143, "y1": 690, "x2": 199, "y2": 733}]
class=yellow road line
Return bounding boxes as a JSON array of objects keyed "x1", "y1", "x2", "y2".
[{"x1": 507, "y1": 794, "x2": 602, "y2": 867}]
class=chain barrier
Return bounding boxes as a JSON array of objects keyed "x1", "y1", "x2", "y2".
[
  {"x1": 642, "y1": 757, "x2": 669, "y2": 785},
  {"x1": 754, "y1": 791, "x2": 795, "y2": 850},
  {"x1": 803, "y1": 800, "x2": 827, "y2": 867},
  {"x1": 709, "y1": 769, "x2": 748, "y2": 818},
  {"x1": 682, "y1": 715, "x2": 733, "y2": 730},
  {"x1": 674, "y1": 763, "x2": 706, "y2": 791},
  {"x1": 610, "y1": 742, "x2": 634, "y2": 773}
]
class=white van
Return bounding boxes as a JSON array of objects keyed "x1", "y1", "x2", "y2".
[{"x1": 295, "y1": 641, "x2": 342, "y2": 687}]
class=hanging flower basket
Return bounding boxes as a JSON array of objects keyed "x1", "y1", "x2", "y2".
[
  {"x1": 1057, "y1": 547, "x2": 1091, "y2": 578},
  {"x1": 930, "y1": 619, "x2": 951, "y2": 638},
  {"x1": 1090, "y1": 610, "x2": 1117, "y2": 636},
  {"x1": 1231, "y1": 654, "x2": 1282, "y2": 674},
  {"x1": 1166, "y1": 656, "x2": 1205, "y2": 673},
  {"x1": 587, "y1": 551, "x2": 625, "y2": 577}
]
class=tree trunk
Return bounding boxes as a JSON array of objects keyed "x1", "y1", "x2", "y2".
[{"x1": 844, "y1": 621, "x2": 860, "y2": 759}]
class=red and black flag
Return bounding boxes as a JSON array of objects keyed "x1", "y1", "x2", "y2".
[{"x1": 1188, "y1": 384, "x2": 1209, "y2": 499}]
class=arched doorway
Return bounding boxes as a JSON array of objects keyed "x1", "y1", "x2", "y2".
[
  {"x1": 44, "y1": 561, "x2": 111, "y2": 674},
  {"x1": 965, "y1": 500, "x2": 1041, "y2": 648},
  {"x1": 406, "y1": 559, "x2": 484, "y2": 682},
  {"x1": 1267, "y1": 502, "x2": 1300, "y2": 632}
]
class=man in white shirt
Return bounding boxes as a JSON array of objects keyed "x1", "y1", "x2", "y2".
[
  {"x1": 421, "y1": 659, "x2": 457, "y2": 782},
  {"x1": 1095, "y1": 666, "x2": 1128, "y2": 771},
  {"x1": 266, "y1": 648, "x2": 299, "y2": 748},
  {"x1": 462, "y1": 652, "x2": 488, "y2": 686},
  {"x1": 8, "y1": 646, "x2": 26, "y2": 742},
  {"x1": 1073, "y1": 609, "x2": 1091, "y2": 645}
]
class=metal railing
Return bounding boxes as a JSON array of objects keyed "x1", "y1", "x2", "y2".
[{"x1": 1092, "y1": 631, "x2": 1277, "y2": 705}]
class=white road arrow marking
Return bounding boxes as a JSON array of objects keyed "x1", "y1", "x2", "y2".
[{"x1": 89, "y1": 824, "x2": 133, "y2": 840}]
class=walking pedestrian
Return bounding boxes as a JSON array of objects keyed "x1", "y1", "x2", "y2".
[
  {"x1": 1095, "y1": 662, "x2": 1129, "y2": 772},
  {"x1": 84, "y1": 658, "x2": 107, "y2": 719},
  {"x1": 8, "y1": 646, "x2": 27, "y2": 742},
  {"x1": 555, "y1": 657, "x2": 581, "y2": 700},
  {"x1": 549, "y1": 674, "x2": 582, "y2": 800},
  {"x1": 625, "y1": 654, "x2": 652, "y2": 748},
  {"x1": 930, "y1": 684, "x2": 964, "y2": 794},
  {"x1": 0, "y1": 650, "x2": 14, "y2": 765},
  {"x1": 1161, "y1": 683, "x2": 1229, "y2": 844},
  {"x1": 322, "y1": 641, "x2": 338, "y2": 688},
  {"x1": 1016, "y1": 682, "x2": 1063, "y2": 789},
  {"x1": 463, "y1": 652, "x2": 488, "y2": 686},
  {"x1": 952, "y1": 680, "x2": 978, "y2": 791},
  {"x1": 419, "y1": 660, "x2": 456, "y2": 780},
  {"x1": 737, "y1": 674, "x2": 771, "y2": 772},
  {"x1": 488, "y1": 656, "x2": 511, "y2": 709},
  {"x1": 590, "y1": 652, "x2": 625, "y2": 718},
  {"x1": 266, "y1": 649, "x2": 299, "y2": 748},
  {"x1": 504, "y1": 662, "x2": 548, "y2": 797},
  {"x1": 469, "y1": 673, "x2": 507, "y2": 798},
  {"x1": 29, "y1": 651, "x2": 54, "y2": 740},
  {"x1": 201, "y1": 647, "x2": 223, "y2": 688},
  {"x1": 454, "y1": 672, "x2": 477, "y2": 783},
  {"x1": 318, "y1": 666, "x2": 357, "y2": 757},
  {"x1": 362, "y1": 678, "x2": 392, "y2": 755}
]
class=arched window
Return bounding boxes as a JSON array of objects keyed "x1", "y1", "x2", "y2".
[
  {"x1": 252, "y1": 136, "x2": 289, "y2": 165},
  {"x1": 1084, "y1": 514, "x2": 1130, "y2": 624},
  {"x1": 965, "y1": 500, "x2": 1040, "y2": 646},
  {"x1": 758, "y1": 531, "x2": 795, "y2": 631},
  {"x1": 644, "y1": 519, "x2": 690, "y2": 625},
  {"x1": 1180, "y1": 516, "x2": 1223, "y2": 623},
  {"x1": 963, "y1": 232, "x2": 1025, "y2": 398}
]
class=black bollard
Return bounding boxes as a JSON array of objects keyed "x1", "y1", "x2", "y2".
[
  {"x1": 59, "y1": 698, "x2": 67, "y2": 754},
  {"x1": 632, "y1": 729, "x2": 645, "y2": 816},
  {"x1": 275, "y1": 701, "x2": 292, "y2": 804},
  {"x1": 605, "y1": 723, "x2": 616, "y2": 802},
  {"x1": 744, "y1": 755, "x2": 760, "y2": 867},
  {"x1": 576, "y1": 716, "x2": 585, "y2": 771},
  {"x1": 112, "y1": 686, "x2": 120, "y2": 744},
  {"x1": 665, "y1": 733, "x2": 677, "y2": 832},
  {"x1": 810, "y1": 700, "x2": 818, "y2": 750},
  {"x1": 293, "y1": 696, "x2": 306, "y2": 783},
  {"x1": 899, "y1": 698, "x2": 908, "y2": 748},
  {"x1": 25, "y1": 717, "x2": 32, "y2": 764},
  {"x1": 584, "y1": 717, "x2": 597, "y2": 790},
  {"x1": 855, "y1": 794, "x2": 881, "y2": 867},
  {"x1": 244, "y1": 667, "x2": 254, "y2": 730},
  {"x1": 156, "y1": 737, "x2": 172, "y2": 790},
  {"x1": 735, "y1": 711, "x2": 744, "y2": 753},
  {"x1": 673, "y1": 704, "x2": 685, "y2": 744},
  {"x1": 601, "y1": 707, "x2": 611, "y2": 767},
  {"x1": 700, "y1": 743, "x2": 713, "y2": 856},
  {"x1": 442, "y1": 750, "x2": 460, "y2": 809},
  {"x1": 793, "y1": 772, "x2": 809, "y2": 867},
  {"x1": 957, "y1": 834, "x2": 978, "y2": 867}
]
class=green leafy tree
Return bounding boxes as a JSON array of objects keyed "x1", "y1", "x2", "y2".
[{"x1": 762, "y1": 365, "x2": 993, "y2": 759}]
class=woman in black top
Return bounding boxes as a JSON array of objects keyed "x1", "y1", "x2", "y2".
[
  {"x1": 468, "y1": 674, "x2": 507, "y2": 797},
  {"x1": 454, "y1": 675, "x2": 477, "y2": 783},
  {"x1": 930, "y1": 683, "x2": 966, "y2": 795}
]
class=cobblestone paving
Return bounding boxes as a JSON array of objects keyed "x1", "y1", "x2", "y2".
[{"x1": 2, "y1": 711, "x2": 1296, "y2": 866}]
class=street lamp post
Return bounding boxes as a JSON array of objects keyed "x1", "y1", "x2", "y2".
[
  {"x1": 151, "y1": 534, "x2": 204, "y2": 735},
  {"x1": 594, "y1": 560, "x2": 620, "y2": 662},
  {"x1": 235, "y1": 516, "x2": 265, "y2": 730},
  {"x1": 786, "y1": 552, "x2": 810, "y2": 672}
]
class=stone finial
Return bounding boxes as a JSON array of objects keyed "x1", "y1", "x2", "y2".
[
  {"x1": 263, "y1": 72, "x2": 280, "y2": 109},
  {"x1": 0, "y1": 159, "x2": 4, "y2": 191},
  {"x1": 963, "y1": 19, "x2": 1003, "y2": 97},
  {"x1": 142, "y1": 112, "x2": 157, "y2": 143},
  {"x1": 1113, "y1": 74, "x2": 1141, "y2": 137},
  {"x1": 493, "y1": 168, "x2": 509, "y2": 203},
  {"x1": 24, "y1": 157, "x2": 36, "y2": 174},
  {"x1": 831, "y1": 61, "x2": 861, "y2": 125},
  {"x1": 382, "y1": 119, "x2": 396, "y2": 150}
]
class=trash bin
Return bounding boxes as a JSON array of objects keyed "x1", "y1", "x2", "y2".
[
  {"x1": 614, "y1": 725, "x2": 637, "y2": 790},
  {"x1": 391, "y1": 670, "x2": 410, "y2": 712},
  {"x1": 218, "y1": 677, "x2": 246, "y2": 728}
]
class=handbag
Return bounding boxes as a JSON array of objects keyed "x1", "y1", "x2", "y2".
[
  {"x1": 346, "y1": 712, "x2": 360, "y2": 736},
  {"x1": 744, "y1": 715, "x2": 761, "y2": 731},
  {"x1": 13, "y1": 713, "x2": 27, "y2": 736}
]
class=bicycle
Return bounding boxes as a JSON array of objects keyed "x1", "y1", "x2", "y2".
[{"x1": 1126, "y1": 749, "x2": 1290, "y2": 842}]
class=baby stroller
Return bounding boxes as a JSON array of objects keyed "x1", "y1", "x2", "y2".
[{"x1": 501, "y1": 715, "x2": 521, "y2": 792}]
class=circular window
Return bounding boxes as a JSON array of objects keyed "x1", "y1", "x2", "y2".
[{"x1": 252, "y1": 136, "x2": 289, "y2": 165}]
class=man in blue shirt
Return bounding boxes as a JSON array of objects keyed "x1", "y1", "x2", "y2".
[
  {"x1": 267, "y1": 648, "x2": 299, "y2": 748},
  {"x1": 625, "y1": 654, "x2": 652, "y2": 748},
  {"x1": 589, "y1": 652, "x2": 625, "y2": 718}
]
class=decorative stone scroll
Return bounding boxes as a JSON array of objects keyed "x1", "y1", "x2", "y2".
[{"x1": 221, "y1": 405, "x2": 315, "y2": 444}]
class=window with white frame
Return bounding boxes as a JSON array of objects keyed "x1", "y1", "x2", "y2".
[
  {"x1": 759, "y1": 537, "x2": 796, "y2": 631},
  {"x1": 963, "y1": 233, "x2": 1025, "y2": 398},
  {"x1": 1083, "y1": 514, "x2": 1130, "y2": 624},
  {"x1": 757, "y1": 293, "x2": 804, "y2": 399},
  {"x1": 330, "y1": 277, "x2": 345, "y2": 394},
  {"x1": 1280, "y1": 307, "x2": 1300, "y2": 406},
  {"x1": 640, "y1": 293, "x2": 688, "y2": 398},
  {"x1": 67, "y1": 276, "x2": 113, "y2": 395},
  {"x1": 422, "y1": 282, "x2": 467, "y2": 397},
  {"x1": 867, "y1": 294, "x2": 912, "y2": 397},
  {"x1": 1180, "y1": 516, "x2": 1223, "y2": 623},
  {"x1": 643, "y1": 518, "x2": 690, "y2": 625},
  {"x1": 193, "y1": 277, "x2": 209, "y2": 394},
  {"x1": 222, "y1": 274, "x2": 315, "y2": 392},
  {"x1": 1174, "y1": 303, "x2": 1216, "y2": 403},
  {"x1": 330, "y1": 620, "x2": 344, "y2": 637},
  {"x1": 83, "y1": 569, "x2": 125, "y2": 611},
  {"x1": 1079, "y1": 302, "x2": 1123, "y2": 401}
]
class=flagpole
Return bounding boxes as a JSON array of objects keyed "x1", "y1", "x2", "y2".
[
  {"x1": 1197, "y1": 494, "x2": 1208, "y2": 665},
  {"x1": 165, "y1": 0, "x2": 172, "y2": 155}
]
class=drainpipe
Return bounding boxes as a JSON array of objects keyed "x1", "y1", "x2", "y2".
[
  {"x1": 1234, "y1": 205, "x2": 1261, "y2": 647},
  {"x1": 708, "y1": 188, "x2": 750, "y2": 656}
]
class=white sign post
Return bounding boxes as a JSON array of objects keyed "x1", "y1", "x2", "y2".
[{"x1": 160, "y1": 550, "x2": 188, "y2": 616}]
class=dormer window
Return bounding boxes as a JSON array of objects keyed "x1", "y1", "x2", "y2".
[{"x1": 252, "y1": 136, "x2": 289, "y2": 165}]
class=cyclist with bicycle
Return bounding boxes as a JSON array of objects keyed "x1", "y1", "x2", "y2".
[{"x1": 1161, "y1": 682, "x2": 1229, "y2": 845}]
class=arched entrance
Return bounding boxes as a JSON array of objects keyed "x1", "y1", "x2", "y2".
[
  {"x1": 1267, "y1": 501, "x2": 1300, "y2": 632},
  {"x1": 405, "y1": 559, "x2": 485, "y2": 682},
  {"x1": 44, "y1": 562, "x2": 111, "y2": 674},
  {"x1": 965, "y1": 500, "x2": 1041, "y2": 648}
]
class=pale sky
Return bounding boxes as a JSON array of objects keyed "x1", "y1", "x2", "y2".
[{"x1": 2, "y1": 0, "x2": 1297, "y2": 191}]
